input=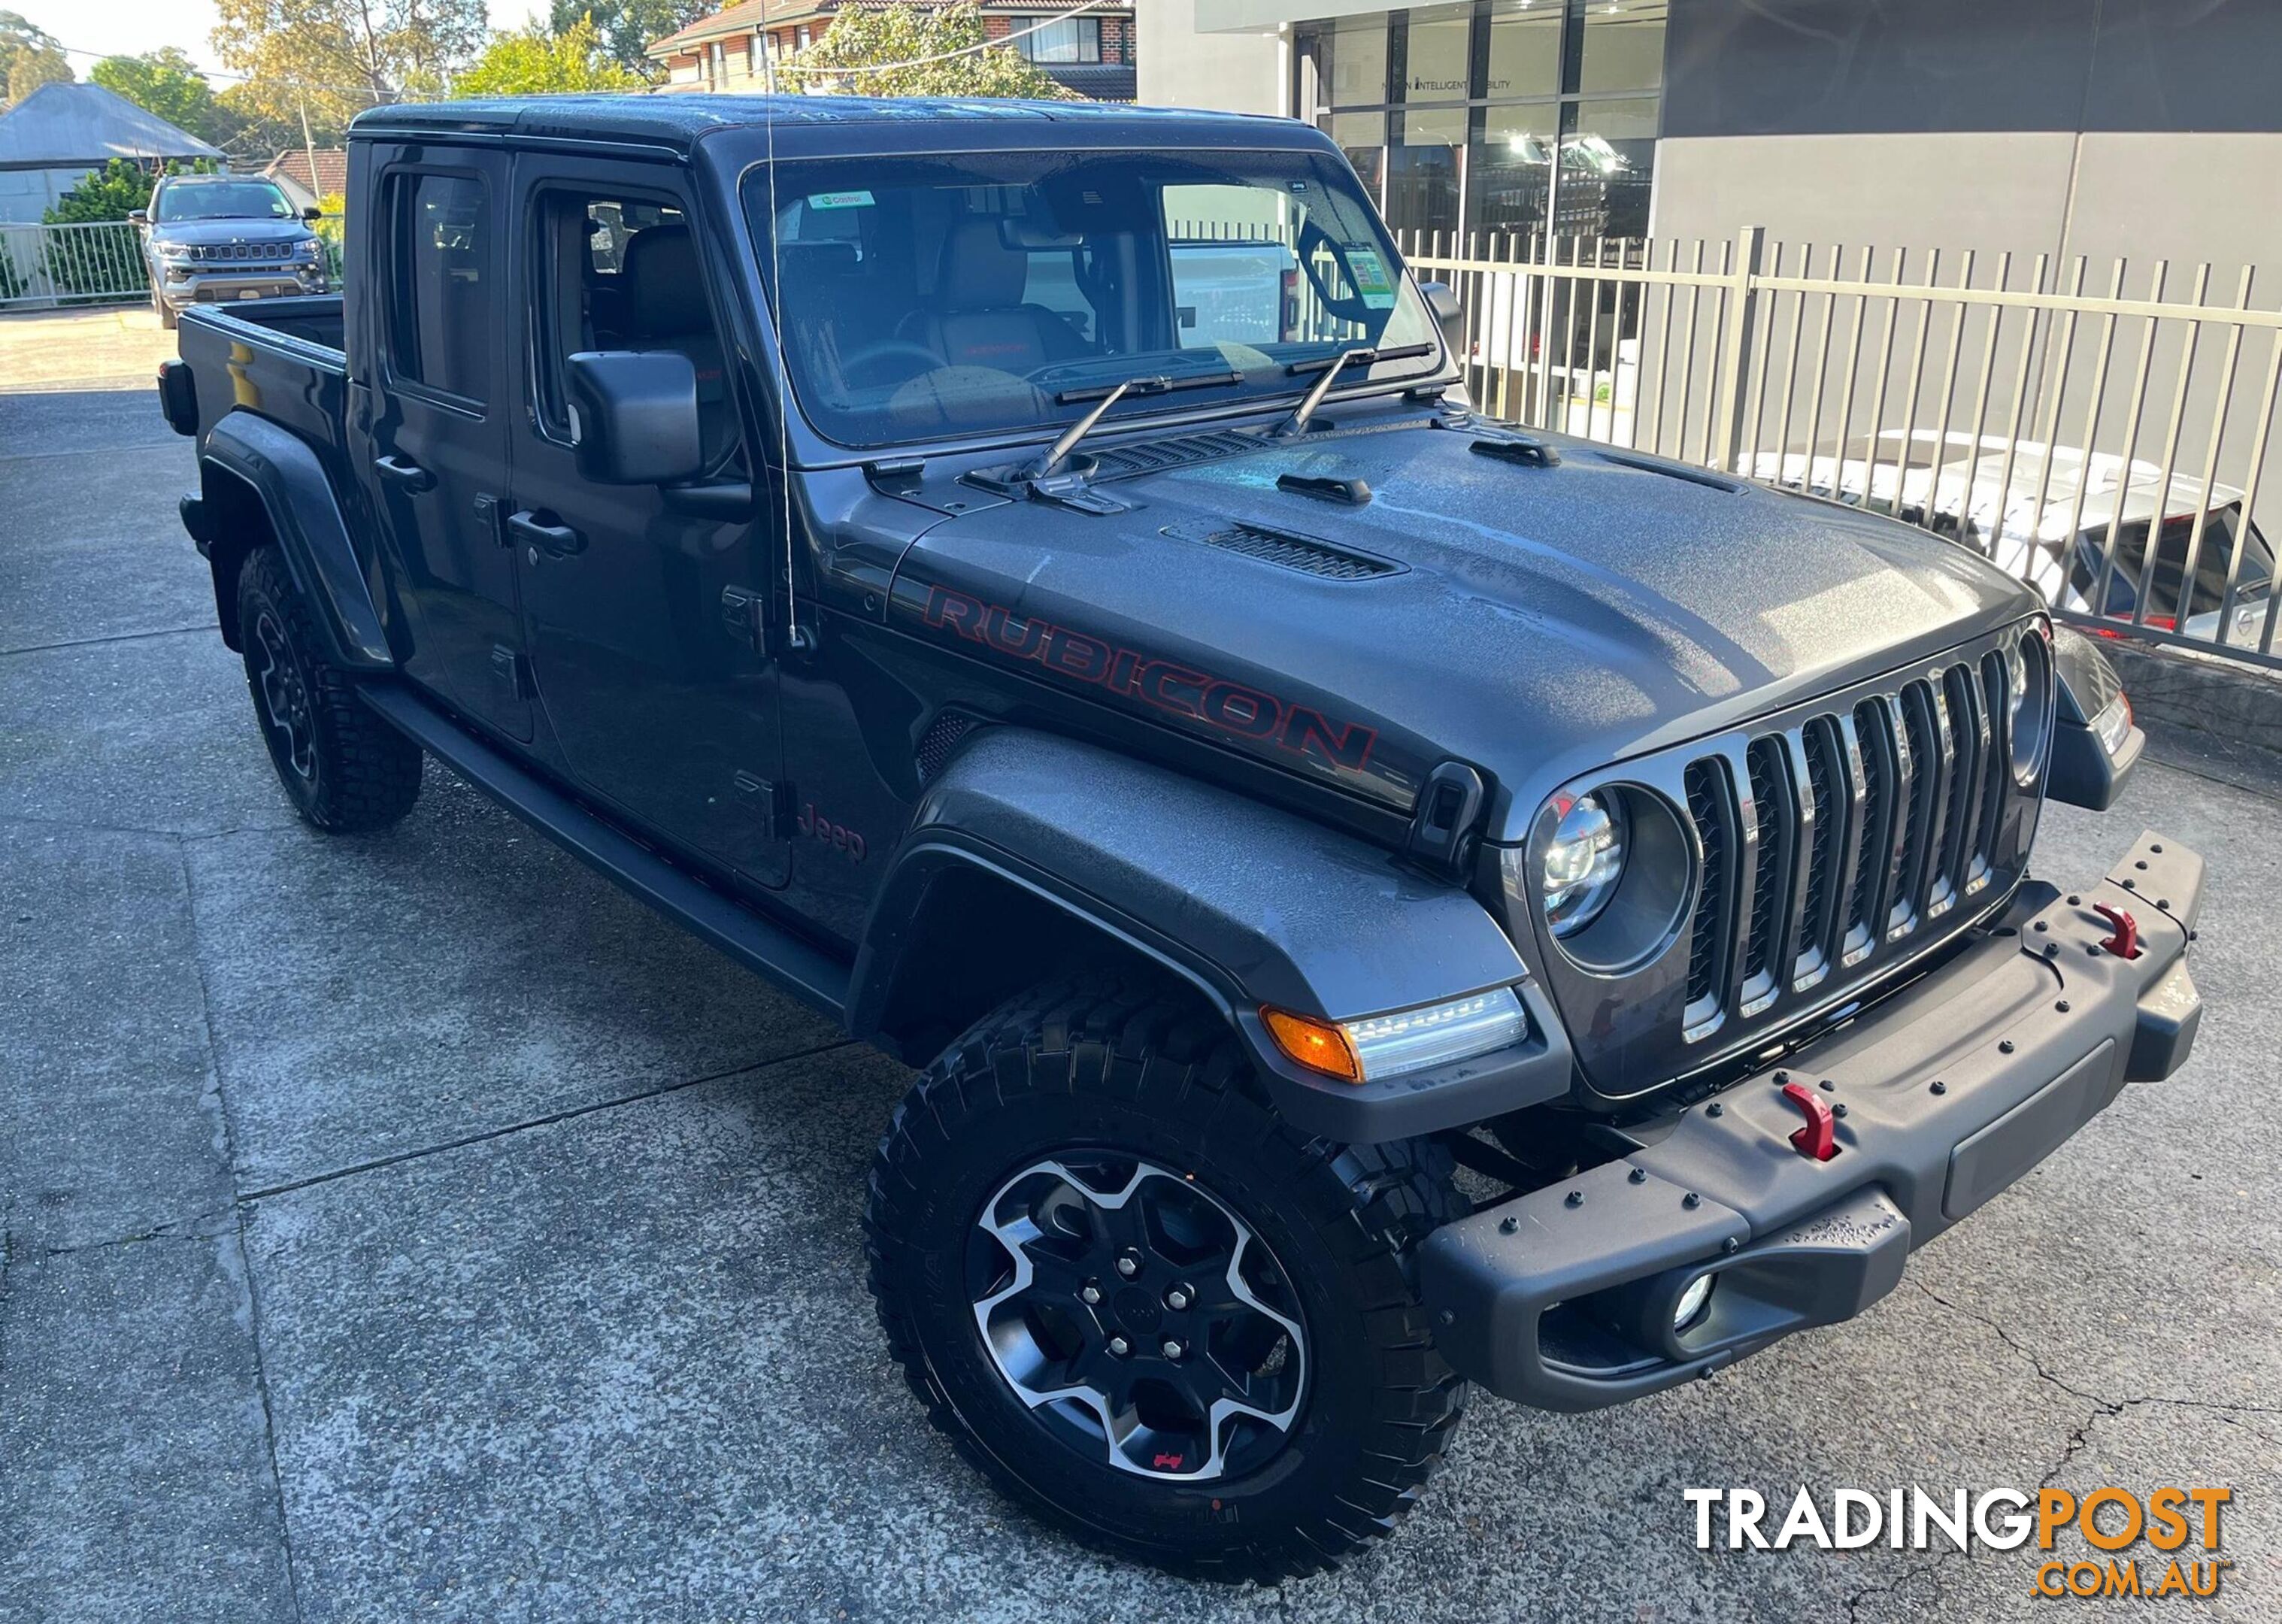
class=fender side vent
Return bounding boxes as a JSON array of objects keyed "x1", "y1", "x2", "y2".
[
  {"x1": 1162, "y1": 520, "x2": 1401, "y2": 581},
  {"x1": 915, "y1": 710, "x2": 984, "y2": 783}
]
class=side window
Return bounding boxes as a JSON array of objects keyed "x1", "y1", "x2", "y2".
[
  {"x1": 532, "y1": 188, "x2": 741, "y2": 469},
  {"x1": 389, "y1": 171, "x2": 491, "y2": 402}
]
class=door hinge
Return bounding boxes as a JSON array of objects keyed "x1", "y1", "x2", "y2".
[
  {"x1": 732, "y1": 770, "x2": 793, "y2": 839},
  {"x1": 490, "y1": 644, "x2": 534, "y2": 701},
  {"x1": 720, "y1": 584, "x2": 771, "y2": 656}
]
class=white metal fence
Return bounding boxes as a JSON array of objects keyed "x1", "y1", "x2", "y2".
[
  {"x1": 0, "y1": 219, "x2": 347, "y2": 312},
  {"x1": 1399, "y1": 227, "x2": 2282, "y2": 674},
  {"x1": 0, "y1": 221, "x2": 152, "y2": 309}
]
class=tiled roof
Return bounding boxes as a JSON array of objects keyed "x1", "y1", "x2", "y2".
[
  {"x1": 262, "y1": 147, "x2": 349, "y2": 198},
  {"x1": 650, "y1": 0, "x2": 1120, "y2": 57}
]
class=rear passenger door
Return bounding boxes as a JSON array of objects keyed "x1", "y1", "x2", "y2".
[
  {"x1": 359, "y1": 150, "x2": 532, "y2": 741},
  {"x1": 505, "y1": 153, "x2": 789, "y2": 889}
]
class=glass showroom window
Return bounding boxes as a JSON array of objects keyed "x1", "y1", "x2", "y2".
[{"x1": 1294, "y1": 1, "x2": 1666, "y2": 244}]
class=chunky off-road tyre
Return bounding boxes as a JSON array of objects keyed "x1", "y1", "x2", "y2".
[
  {"x1": 866, "y1": 975, "x2": 1468, "y2": 1581},
  {"x1": 236, "y1": 546, "x2": 422, "y2": 833}
]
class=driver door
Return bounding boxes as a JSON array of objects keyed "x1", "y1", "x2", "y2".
[{"x1": 507, "y1": 153, "x2": 790, "y2": 889}]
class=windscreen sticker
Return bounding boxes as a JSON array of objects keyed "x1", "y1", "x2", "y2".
[
  {"x1": 1347, "y1": 246, "x2": 1398, "y2": 309},
  {"x1": 806, "y1": 189, "x2": 875, "y2": 211}
]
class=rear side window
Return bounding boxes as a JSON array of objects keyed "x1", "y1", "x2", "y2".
[{"x1": 389, "y1": 171, "x2": 491, "y2": 403}]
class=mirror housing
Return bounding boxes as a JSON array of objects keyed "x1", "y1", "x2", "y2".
[
  {"x1": 565, "y1": 350, "x2": 706, "y2": 486},
  {"x1": 302, "y1": 205, "x2": 323, "y2": 223},
  {"x1": 1419, "y1": 280, "x2": 1465, "y2": 363},
  {"x1": 128, "y1": 208, "x2": 149, "y2": 226}
]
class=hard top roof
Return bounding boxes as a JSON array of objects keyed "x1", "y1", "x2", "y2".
[{"x1": 350, "y1": 94, "x2": 1302, "y2": 158}]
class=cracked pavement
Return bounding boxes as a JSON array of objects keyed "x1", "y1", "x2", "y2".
[{"x1": 2, "y1": 320, "x2": 2277, "y2": 1621}]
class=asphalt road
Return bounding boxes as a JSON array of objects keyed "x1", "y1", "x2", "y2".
[{"x1": 3, "y1": 323, "x2": 2277, "y2": 1622}]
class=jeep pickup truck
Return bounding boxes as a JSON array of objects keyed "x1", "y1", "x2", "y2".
[{"x1": 156, "y1": 95, "x2": 2200, "y2": 1580}]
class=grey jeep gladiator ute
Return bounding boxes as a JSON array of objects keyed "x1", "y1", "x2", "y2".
[{"x1": 156, "y1": 95, "x2": 2200, "y2": 1580}]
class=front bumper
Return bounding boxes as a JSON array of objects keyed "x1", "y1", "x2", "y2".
[
  {"x1": 1421, "y1": 830, "x2": 2204, "y2": 1410},
  {"x1": 158, "y1": 269, "x2": 324, "y2": 310}
]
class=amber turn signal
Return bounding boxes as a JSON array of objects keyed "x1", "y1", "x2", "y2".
[{"x1": 1261, "y1": 1007, "x2": 1364, "y2": 1083}]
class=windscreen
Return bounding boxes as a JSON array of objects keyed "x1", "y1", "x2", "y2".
[
  {"x1": 154, "y1": 180, "x2": 297, "y2": 223},
  {"x1": 741, "y1": 147, "x2": 1441, "y2": 448}
]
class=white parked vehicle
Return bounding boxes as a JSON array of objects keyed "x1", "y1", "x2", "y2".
[{"x1": 1744, "y1": 430, "x2": 2277, "y2": 648}]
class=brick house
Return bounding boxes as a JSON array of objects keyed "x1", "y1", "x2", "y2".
[{"x1": 647, "y1": 2, "x2": 1136, "y2": 102}]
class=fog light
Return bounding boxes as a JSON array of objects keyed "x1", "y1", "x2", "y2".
[{"x1": 1673, "y1": 1272, "x2": 1714, "y2": 1330}]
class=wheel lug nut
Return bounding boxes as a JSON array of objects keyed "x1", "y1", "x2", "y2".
[
  {"x1": 1161, "y1": 1339, "x2": 1183, "y2": 1359},
  {"x1": 1115, "y1": 1256, "x2": 1140, "y2": 1278},
  {"x1": 1080, "y1": 1285, "x2": 1102, "y2": 1305},
  {"x1": 1108, "y1": 1335, "x2": 1131, "y2": 1356},
  {"x1": 1165, "y1": 1287, "x2": 1191, "y2": 1311}
]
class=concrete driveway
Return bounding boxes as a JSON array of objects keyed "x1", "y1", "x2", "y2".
[{"x1": 2, "y1": 320, "x2": 2277, "y2": 1622}]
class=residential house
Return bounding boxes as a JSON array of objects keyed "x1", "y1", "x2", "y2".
[
  {"x1": 262, "y1": 147, "x2": 349, "y2": 214},
  {"x1": 0, "y1": 80, "x2": 221, "y2": 224},
  {"x1": 647, "y1": 2, "x2": 1136, "y2": 102}
]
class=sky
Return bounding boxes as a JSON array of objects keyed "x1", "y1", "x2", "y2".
[{"x1": 20, "y1": 0, "x2": 547, "y2": 79}]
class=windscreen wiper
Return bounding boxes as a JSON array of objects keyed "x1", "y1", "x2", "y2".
[
  {"x1": 1031, "y1": 368, "x2": 1243, "y2": 479},
  {"x1": 1052, "y1": 368, "x2": 1241, "y2": 406},
  {"x1": 1274, "y1": 342, "x2": 1436, "y2": 438}
]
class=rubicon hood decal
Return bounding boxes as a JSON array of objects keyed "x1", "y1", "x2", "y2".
[{"x1": 919, "y1": 583, "x2": 1379, "y2": 774}]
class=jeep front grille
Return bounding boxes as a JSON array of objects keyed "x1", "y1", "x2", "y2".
[{"x1": 1678, "y1": 653, "x2": 2014, "y2": 1046}]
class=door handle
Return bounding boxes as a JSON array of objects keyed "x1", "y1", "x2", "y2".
[
  {"x1": 372, "y1": 453, "x2": 435, "y2": 492},
  {"x1": 509, "y1": 509, "x2": 586, "y2": 558}
]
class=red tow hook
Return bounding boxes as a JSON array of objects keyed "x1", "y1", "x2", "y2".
[
  {"x1": 1778, "y1": 1081, "x2": 1839, "y2": 1162},
  {"x1": 2093, "y1": 903, "x2": 2142, "y2": 960}
]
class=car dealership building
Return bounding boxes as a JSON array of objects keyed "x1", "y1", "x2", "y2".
[{"x1": 1144, "y1": 1, "x2": 2282, "y2": 283}]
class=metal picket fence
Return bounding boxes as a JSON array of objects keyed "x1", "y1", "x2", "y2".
[
  {"x1": 1399, "y1": 227, "x2": 2282, "y2": 674},
  {"x1": 1, "y1": 217, "x2": 346, "y2": 311},
  {"x1": 0, "y1": 220, "x2": 152, "y2": 309}
]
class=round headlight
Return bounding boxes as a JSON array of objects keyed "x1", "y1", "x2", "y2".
[
  {"x1": 1541, "y1": 791, "x2": 1627, "y2": 937},
  {"x1": 2008, "y1": 626, "x2": 2053, "y2": 783}
]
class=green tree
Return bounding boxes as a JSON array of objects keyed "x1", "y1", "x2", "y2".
[
  {"x1": 1, "y1": 11, "x2": 69, "y2": 105},
  {"x1": 40, "y1": 157, "x2": 159, "y2": 224},
  {"x1": 209, "y1": 0, "x2": 487, "y2": 130},
  {"x1": 456, "y1": 14, "x2": 645, "y2": 95},
  {"x1": 778, "y1": 3, "x2": 1077, "y2": 99},
  {"x1": 550, "y1": 0, "x2": 705, "y2": 77},
  {"x1": 91, "y1": 48, "x2": 226, "y2": 143}
]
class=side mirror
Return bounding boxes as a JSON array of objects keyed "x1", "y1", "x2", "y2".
[
  {"x1": 302, "y1": 205, "x2": 323, "y2": 223},
  {"x1": 565, "y1": 350, "x2": 705, "y2": 486},
  {"x1": 1419, "y1": 280, "x2": 1465, "y2": 362},
  {"x1": 129, "y1": 209, "x2": 149, "y2": 226}
]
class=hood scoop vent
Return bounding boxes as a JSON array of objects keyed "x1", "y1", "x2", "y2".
[
  {"x1": 1089, "y1": 429, "x2": 1262, "y2": 480},
  {"x1": 1162, "y1": 519, "x2": 1402, "y2": 581}
]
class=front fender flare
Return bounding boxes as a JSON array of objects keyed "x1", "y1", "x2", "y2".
[
  {"x1": 200, "y1": 413, "x2": 392, "y2": 671},
  {"x1": 850, "y1": 728, "x2": 1571, "y2": 1141}
]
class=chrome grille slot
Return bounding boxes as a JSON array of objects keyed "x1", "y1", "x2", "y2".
[
  {"x1": 1791, "y1": 720, "x2": 1840, "y2": 992},
  {"x1": 1738, "y1": 738, "x2": 1793, "y2": 1017},
  {"x1": 1681, "y1": 759, "x2": 1732, "y2": 1041}
]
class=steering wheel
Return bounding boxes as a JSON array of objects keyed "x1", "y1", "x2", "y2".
[{"x1": 840, "y1": 339, "x2": 944, "y2": 392}]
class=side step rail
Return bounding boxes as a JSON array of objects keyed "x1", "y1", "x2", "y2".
[{"x1": 359, "y1": 682, "x2": 852, "y2": 1023}]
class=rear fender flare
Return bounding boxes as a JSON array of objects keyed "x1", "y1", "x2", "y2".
[{"x1": 199, "y1": 413, "x2": 392, "y2": 671}]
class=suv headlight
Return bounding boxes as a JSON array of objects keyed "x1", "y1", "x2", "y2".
[
  {"x1": 1541, "y1": 791, "x2": 1627, "y2": 937},
  {"x1": 2008, "y1": 624, "x2": 2053, "y2": 784},
  {"x1": 292, "y1": 239, "x2": 320, "y2": 262}
]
